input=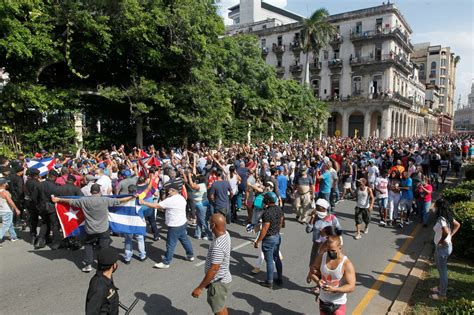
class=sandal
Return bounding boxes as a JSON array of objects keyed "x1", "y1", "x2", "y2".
[{"x1": 429, "y1": 293, "x2": 447, "y2": 301}]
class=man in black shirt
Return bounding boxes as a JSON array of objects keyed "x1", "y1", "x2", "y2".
[
  {"x1": 85, "y1": 247, "x2": 119, "y2": 315},
  {"x1": 254, "y1": 192, "x2": 284, "y2": 289},
  {"x1": 25, "y1": 168, "x2": 41, "y2": 243},
  {"x1": 8, "y1": 164, "x2": 24, "y2": 228},
  {"x1": 35, "y1": 170, "x2": 60, "y2": 249},
  {"x1": 209, "y1": 170, "x2": 233, "y2": 222}
]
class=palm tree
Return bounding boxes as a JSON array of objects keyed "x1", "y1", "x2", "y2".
[{"x1": 301, "y1": 8, "x2": 336, "y2": 86}]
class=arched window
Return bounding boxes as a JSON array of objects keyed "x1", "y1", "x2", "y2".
[{"x1": 430, "y1": 61, "x2": 436, "y2": 77}]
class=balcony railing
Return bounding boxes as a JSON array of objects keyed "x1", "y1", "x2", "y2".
[
  {"x1": 328, "y1": 59, "x2": 343, "y2": 68},
  {"x1": 289, "y1": 41, "x2": 302, "y2": 51},
  {"x1": 272, "y1": 43, "x2": 285, "y2": 54},
  {"x1": 309, "y1": 62, "x2": 322, "y2": 71},
  {"x1": 289, "y1": 64, "x2": 303, "y2": 73},
  {"x1": 350, "y1": 27, "x2": 414, "y2": 52},
  {"x1": 262, "y1": 47, "x2": 269, "y2": 56},
  {"x1": 349, "y1": 53, "x2": 413, "y2": 74},
  {"x1": 329, "y1": 35, "x2": 343, "y2": 46}
]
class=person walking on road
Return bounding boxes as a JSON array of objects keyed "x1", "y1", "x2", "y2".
[
  {"x1": 0, "y1": 178, "x2": 21, "y2": 245},
  {"x1": 307, "y1": 235, "x2": 356, "y2": 315},
  {"x1": 354, "y1": 178, "x2": 374, "y2": 240},
  {"x1": 430, "y1": 199, "x2": 461, "y2": 301},
  {"x1": 192, "y1": 213, "x2": 232, "y2": 315}
]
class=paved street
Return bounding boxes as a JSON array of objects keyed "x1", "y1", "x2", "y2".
[{"x1": 1, "y1": 187, "x2": 443, "y2": 315}]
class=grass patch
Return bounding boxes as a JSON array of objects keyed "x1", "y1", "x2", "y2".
[{"x1": 406, "y1": 256, "x2": 474, "y2": 314}]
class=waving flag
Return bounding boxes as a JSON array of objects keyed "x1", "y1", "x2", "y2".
[
  {"x1": 55, "y1": 196, "x2": 146, "y2": 238},
  {"x1": 27, "y1": 158, "x2": 56, "y2": 176}
]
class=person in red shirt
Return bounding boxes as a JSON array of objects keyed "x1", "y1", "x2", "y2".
[{"x1": 417, "y1": 176, "x2": 432, "y2": 227}]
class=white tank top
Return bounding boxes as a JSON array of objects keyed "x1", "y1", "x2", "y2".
[
  {"x1": 0, "y1": 189, "x2": 12, "y2": 213},
  {"x1": 229, "y1": 175, "x2": 238, "y2": 195},
  {"x1": 357, "y1": 186, "x2": 369, "y2": 208},
  {"x1": 319, "y1": 252, "x2": 347, "y2": 305}
]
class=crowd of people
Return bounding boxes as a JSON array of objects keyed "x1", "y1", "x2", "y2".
[{"x1": 0, "y1": 134, "x2": 472, "y2": 314}]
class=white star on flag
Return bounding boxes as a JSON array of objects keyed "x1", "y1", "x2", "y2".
[{"x1": 64, "y1": 207, "x2": 79, "y2": 222}]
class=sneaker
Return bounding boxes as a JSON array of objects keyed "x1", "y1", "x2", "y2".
[
  {"x1": 379, "y1": 220, "x2": 386, "y2": 227},
  {"x1": 153, "y1": 236, "x2": 161, "y2": 241},
  {"x1": 153, "y1": 262, "x2": 170, "y2": 269},
  {"x1": 398, "y1": 222, "x2": 404, "y2": 228},
  {"x1": 430, "y1": 286, "x2": 439, "y2": 294},
  {"x1": 429, "y1": 293, "x2": 447, "y2": 301},
  {"x1": 363, "y1": 226, "x2": 369, "y2": 234},
  {"x1": 82, "y1": 265, "x2": 93, "y2": 273},
  {"x1": 251, "y1": 267, "x2": 261, "y2": 274},
  {"x1": 258, "y1": 280, "x2": 273, "y2": 289},
  {"x1": 187, "y1": 256, "x2": 195, "y2": 262},
  {"x1": 10, "y1": 238, "x2": 19, "y2": 242},
  {"x1": 246, "y1": 224, "x2": 254, "y2": 233},
  {"x1": 202, "y1": 236, "x2": 209, "y2": 241},
  {"x1": 139, "y1": 256, "x2": 148, "y2": 262},
  {"x1": 354, "y1": 234, "x2": 362, "y2": 240}
]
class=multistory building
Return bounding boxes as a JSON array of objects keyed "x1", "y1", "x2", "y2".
[
  {"x1": 454, "y1": 82, "x2": 474, "y2": 131},
  {"x1": 226, "y1": 1, "x2": 440, "y2": 138}
]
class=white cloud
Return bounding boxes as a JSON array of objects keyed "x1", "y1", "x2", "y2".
[{"x1": 217, "y1": 0, "x2": 288, "y2": 25}]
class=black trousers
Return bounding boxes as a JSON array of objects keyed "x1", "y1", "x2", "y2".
[
  {"x1": 83, "y1": 231, "x2": 110, "y2": 265},
  {"x1": 38, "y1": 211, "x2": 62, "y2": 244},
  {"x1": 25, "y1": 200, "x2": 39, "y2": 236}
]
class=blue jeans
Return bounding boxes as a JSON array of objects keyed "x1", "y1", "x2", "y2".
[
  {"x1": 420, "y1": 200, "x2": 431, "y2": 225},
  {"x1": 262, "y1": 234, "x2": 283, "y2": 283},
  {"x1": 163, "y1": 223, "x2": 194, "y2": 265},
  {"x1": 435, "y1": 243, "x2": 452, "y2": 296},
  {"x1": 193, "y1": 201, "x2": 211, "y2": 239},
  {"x1": 124, "y1": 234, "x2": 146, "y2": 261},
  {"x1": 0, "y1": 211, "x2": 17, "y2": 240}
]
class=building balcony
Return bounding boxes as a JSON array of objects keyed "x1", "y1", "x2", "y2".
[
  {"x1": 329, "y1": 35, "x2": 343, "y2": 46},
  {"x1": 262, "y1": 47, "x2": 269, "y2": 56},
  {"x1": 275, "y1": 66, "x2": 285, "y2": 76},
  {"x1": 328, "y1": 59, "x2": 343, "y2": 69},
  {"x1": 289, "y1": 64, "x2": 303, "y2": 74},
  {"x1": 272, "y1": 43, "x2": 285, "y2": 54},
  {"x1": 289, "y1": 41, "x2": 302, "y2": 52},
  {"x1": 429, "y1": 73, "x2": 437, "y2": 78},
  {"x1": 309, "y1": 61, "x2": 322, "y2": 72},
  {"x1": 350, "y1": 27, "x2": 414, "y2": 53},
  {"x1": 350, "y1": 53, "x2": 413, "y2": 75}
]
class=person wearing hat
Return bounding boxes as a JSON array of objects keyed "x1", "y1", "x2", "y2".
[
  {"x1": 116, "y1": 169, "x2": 138, "y2": 195},
  {"x1": 24, "y1": 168, "x2": 41, "y2": 244},
  {"x1": 85, "y1": 247, "x2": 120, "y2": 315},
  {"x1": 253, "y1": 192, "x2": 284, "y2": 289},
  {"x1": 51, "y1": 184, "x2": 134, "y2": 272},
  {"x1": 8, "y1": 163, "x2": 25, "y2": 228},
  {"x1": 0, "y1": 178, "x2": 21, "y2": 245},
  {"x1": 306, "y1": 198, "x2": 342, "y2": 268},
  {"x1": 35, "y1": 170, "x2": 61, "y2": 249},
  {"x1": 140, "y1": 182, "x2": 195, "y2": 269}
]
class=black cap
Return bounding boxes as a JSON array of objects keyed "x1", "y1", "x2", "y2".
[
  {"x1": 67, "y1": 174, "x2": 76, "y2": 182},
  {"x1": 12, "y1": 164, "x2": 23, "y2": 173},
  {"x1": 90, "y1": 183, "x2": 101, "y2": 194},
  {"x1": 28, "y1": 168, "x2": 40, "y2": 176},
  {"x1": 97, "y1": 247, "x2": 119, "y2": 266},
  {"x1": 49, "y1": 170, "x2": 59, "y2": 177}
]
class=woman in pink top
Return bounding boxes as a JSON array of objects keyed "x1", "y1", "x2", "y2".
[{"x1": 417, "y1": 176, "x2": 432, "y2": 227}]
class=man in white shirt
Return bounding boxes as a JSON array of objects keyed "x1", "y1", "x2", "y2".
[
  {"x1": 367, "y1": 160, "x2": 379, "y2": 189},
  {"x1": 95, "y1": 168, "x2": 112, "y2": 195},
  {"x1": 141, "y1": 184, "x2": 194, "y2": 269}
]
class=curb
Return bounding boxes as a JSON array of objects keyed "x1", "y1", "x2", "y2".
[{"x1": 387, "y1": 241, "x2": 433, "y2": 315}]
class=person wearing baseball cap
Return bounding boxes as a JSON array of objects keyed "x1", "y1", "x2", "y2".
[
  {"x1": 306, "y1": 199, "x2": 342, "y2": 268},
  {"x1": 85, "y1": 247, "x2": 120, "y2": 315},
  {"x1": 0, "y1": 177, "x2": 21, "y2": 245}
]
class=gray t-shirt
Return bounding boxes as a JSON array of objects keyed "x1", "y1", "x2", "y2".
[{"x1": 69, "y1": 196, "x2": 120, "y2": 234}]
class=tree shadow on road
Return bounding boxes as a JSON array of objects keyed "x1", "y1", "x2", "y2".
[
  {"x1": 233, "y1": 291, "x2": 305, "y2": 315},
  {"x1": 135, "y1": 292, "x2": 187, "y2": 315}
]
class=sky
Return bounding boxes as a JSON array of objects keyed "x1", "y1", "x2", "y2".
[{"x1": 217, "y1": 0, "x2": 474, "y2": 108}]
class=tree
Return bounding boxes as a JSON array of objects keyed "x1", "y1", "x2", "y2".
[{"x1": 301, "y1": 8, "x2": 336, "y2": 86}]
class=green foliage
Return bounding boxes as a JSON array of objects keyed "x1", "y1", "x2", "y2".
[
  {"x1": 442, "y1": 188, "x2": 472, "y2": 204},
  {"x1": 451, "y1": 202, "x2": 474, "y2": 259},
  {"x1": 458, "y1": 180, "x2": 474, "y2": 191},
  {"x1": 21, "y1": 124, "x2": 77, "y2": 153},
  {"x1": 439, "y1": 297, "x2": 474, "y2": 314},
  {"x1": 465, "y1": 165, "x2": 474, "y2": 181}
]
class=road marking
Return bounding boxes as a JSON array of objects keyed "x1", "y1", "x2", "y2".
[
  {"x1": 194, "y1": 240, "x2": 253, "y2": 267},
  {"x1": 352, "y1": 224, "x2": 422, "y2": 315}
]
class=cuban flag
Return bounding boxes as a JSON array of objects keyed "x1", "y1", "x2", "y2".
[
  {"x1": 55, "y1": 196, "x2": 147, "y2": 238},
  {"x1": 138, "y1": 150, "x2": 160, "y2": 177},
  {"x1": 27, "y1": 158, "x2": 56, "y2": 176}
]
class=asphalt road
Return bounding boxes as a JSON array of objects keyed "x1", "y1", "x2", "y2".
[{"x1": 1, "y1": 187, "x2": 441, "y2": 315}]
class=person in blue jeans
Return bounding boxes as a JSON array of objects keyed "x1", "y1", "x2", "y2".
[
  {"x1": 141, "y1": 184, "x2": 194, "y2": 269},
  {"x1": 0, "y1": 178, "x2": 21, "y2": 245},
  {"x1": 187, "y1": 173, "x2": 212, "y2": 240},
  {"x1": 122, "y1": 185, "x2": 147, "y2": 263},
  {"x1": 317, "y1": 164, "x2": 332, "y2": 209},
  {"x1": 430, "y1": 199, "x2": 461, "y2": 301},
  {"x1": 253, "y1": 192, "x2": 284, "y2": 289}
]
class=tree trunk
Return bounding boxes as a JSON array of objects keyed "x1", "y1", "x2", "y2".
[
  {"x1": 302, "y1": 50, "x2": 310, "y2": 86},
  {"x1": 73, "y1": 112, "x2": 83, "y2": 158},
  {"x1": 135, "y1": 116, "x2": 143, "y2": 148}
]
